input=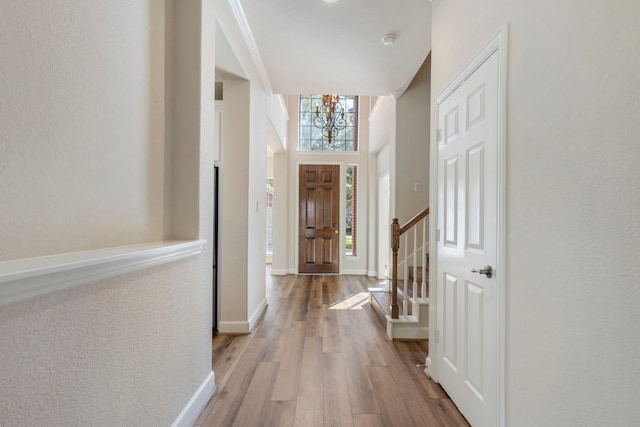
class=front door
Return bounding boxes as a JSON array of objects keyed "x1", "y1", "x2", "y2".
[
  {"x1": 435, "y1": 48, "x2": 502, "y2": 426},
  {"x1": 299, "y1": 164, "x2": 340, "y2": 273}
]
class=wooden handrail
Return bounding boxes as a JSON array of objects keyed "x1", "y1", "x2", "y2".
[
  {"x1": 398, "y1": 207, "x2": 430, "y2": 235},
  {"x1": 390, "y1": 207, "x2": 429, "y2": 319}
]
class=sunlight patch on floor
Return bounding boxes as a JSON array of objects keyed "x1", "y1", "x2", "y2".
[{"x1": 328, "y1": 292, "x2": 370, "y2": 310}]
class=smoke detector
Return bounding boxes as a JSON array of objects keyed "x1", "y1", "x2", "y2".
[{"x1": 382, "y1": 34, "x2": 397, "y2": 47}]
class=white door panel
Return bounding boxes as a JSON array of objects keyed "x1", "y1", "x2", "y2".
[{"x1": 436, "y1": 50, "x2": 500, "y2": 427}]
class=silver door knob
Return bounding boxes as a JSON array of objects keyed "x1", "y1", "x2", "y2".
[{"x1": 471, "y1": 265, "x2": 493, "y2": 278}]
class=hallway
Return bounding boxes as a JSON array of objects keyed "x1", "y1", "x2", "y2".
[{"x1": 196, "y1": 272, "x2": 469, "y2": 426}]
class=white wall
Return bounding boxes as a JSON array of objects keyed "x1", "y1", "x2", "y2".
[
  {"x1": 271, "y1": 151, "x2": 289, "y2": 275},
  {"x1": 395, "y1": 55, "x2": 431, "y2": 222},
  {"x1": 368, "y1": 68, "x2": 432, "y2": 276},
  {"x1": 368, "y1": 96, "x2": 396, "y2": 156},
  {"x1": 0, "y1": 1, "x2": 215, "y2": 425},
  {"x1": 267, "y1": 95, "x2": 289, "y2": 151},
  {"x1": 431, "y1": 1, "x2": 640, "y2": 425},
  {"x1": 213, "y1": 0, "x2": 280, "y2": 332},
  {"x1": 218, "y1": 79, "x2": 251, "y2": 331},
  {"x1": 246, "y1": 82, "x2": 268, "y2": 323},
  {"x1": 0, "y1": 1, "x2": 167, "y2": 260},
  {"x1": 368, "y1": 96, "x2": 395, "y2": 275},
  {"x1": 285, "y1": 95, "x2": 370, "y2": 275}
]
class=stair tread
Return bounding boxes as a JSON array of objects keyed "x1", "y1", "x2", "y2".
[{"x1": 370, "y1": 282, "x2": 428, "y2": 318}]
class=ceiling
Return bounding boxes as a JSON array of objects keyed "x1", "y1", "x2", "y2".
[{"x1": 228, "y1": 0, "x2": 432, "y2": 97}]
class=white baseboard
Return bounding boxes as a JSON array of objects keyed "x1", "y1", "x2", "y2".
[
  {"x1": 270, "y1": 269, "x2": 288, "y2": 276},
  {"x1": 248, "y1": 298, "x2": 268, "y2": 332},
  {"x1": 171, "y1": 370, "x2": 215, "y2": 427},
  {"x1": 218, "y1": 320, "x2": 250, "y2": 334},
  {"x1": 342, "y1": 269, "x2": 367, "y2": 275},
  {"x1": 367, "y1": 270, "x2": 377, "y2": 277},
  {"x1": 218, "y1": 299, "x2": 267, "y2": 334},
  {"x1": 286, "y1": 268, "x2": 297, "y2": 275}
]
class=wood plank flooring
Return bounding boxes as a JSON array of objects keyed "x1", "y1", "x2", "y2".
[{"x1": 195, "y1": 270, "x2": 469, "y2": 427}]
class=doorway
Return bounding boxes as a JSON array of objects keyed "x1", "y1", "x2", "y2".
[{"x1": 298, "y1": 164, "x2": 341, "y2": 273}]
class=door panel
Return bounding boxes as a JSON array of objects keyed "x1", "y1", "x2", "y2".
[
  {"x1": 299, "y1": 164, "x2": 340, "y2": 273},
  {"x1": 436, "y1": 51, "x2": 499, "y2": 427}
]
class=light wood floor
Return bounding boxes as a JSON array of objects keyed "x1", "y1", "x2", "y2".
[{"x1": 195, "y1": 270, "x2": 469, "y2": 427}]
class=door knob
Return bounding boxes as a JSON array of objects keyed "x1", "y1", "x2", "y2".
[
  {"x1": 334, "y1": 229, "x2": 339, "y2": 234},
  {"x1": 471, "y1": 265, "x2": 493, "y2": 278}
]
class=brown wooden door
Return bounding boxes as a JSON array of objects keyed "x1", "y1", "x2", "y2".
[{"x1": 299, "y1": 164, "x2": 340, "y2": 273}]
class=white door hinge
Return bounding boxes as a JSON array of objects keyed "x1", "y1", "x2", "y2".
[
  {"x1": 436, "y1": 228, "x2": 441, "y2": 242},
  {"x1": 436, "y1": 128, "x2": 442, "y2": 143},
  {"x1": 434, "y1": 330, "x2": 440, "y2": 343}
]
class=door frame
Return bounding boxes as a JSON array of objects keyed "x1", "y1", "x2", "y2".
[
  {"x1": 295, "y1": 160, "x2": 345, "y2": 274},
  {"x1": 428, "y1": 25, "x2": 508, "y2": 426},
  {"x1": 378, "y1": 173, "x2": 390, "y2": 281}
]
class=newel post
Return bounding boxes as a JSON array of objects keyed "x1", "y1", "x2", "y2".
[{"x1": 390, "y1": 218, "x2": 400, "y2": 319}]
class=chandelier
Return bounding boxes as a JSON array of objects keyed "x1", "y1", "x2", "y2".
[{"x1": 313, "y1": 95, "x2": 347, "y2": 146}]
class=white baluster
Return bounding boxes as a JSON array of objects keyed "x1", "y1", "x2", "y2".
[
  {"x1": 403, "y1": 236, "x2": 408, "y2": 316},
  {"x1": 413, "y1": 226, "x2": 418, "y2": 303},
  {"x1": 422, "y1": 217, "x2": 427, "y2": 300}
]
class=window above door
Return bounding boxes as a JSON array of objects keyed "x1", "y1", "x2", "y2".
[{"x1": 298, "y1": 95, "x2": 359, "y2": 152}]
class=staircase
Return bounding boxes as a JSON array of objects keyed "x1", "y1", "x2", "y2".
[{"x1": 369, "y1": 208, "x2": 430, "y2": 340}]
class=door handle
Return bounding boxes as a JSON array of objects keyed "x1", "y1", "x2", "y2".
[
  {"x1": 471, "y1": 265, "x2": 493, "y2": 278},
  {"x1": 334, "y1": 229, "x2": 339, "y2": 234}
]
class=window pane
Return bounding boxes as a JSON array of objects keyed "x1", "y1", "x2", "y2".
[
  {"x1": 346, "y1": 165, "x2": 357, "y2": 256},
  {"x1": 299, "y1": 95, "x2": 358, "y2": 152}
]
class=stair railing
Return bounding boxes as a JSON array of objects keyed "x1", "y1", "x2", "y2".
[{"x1": 390, "y1": 207, "x2": 429, "y2": 319}]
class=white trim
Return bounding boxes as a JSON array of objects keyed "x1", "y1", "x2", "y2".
[
  {"x1": 214, "y1": 101, "x2": 223, "y2": 165},
  {"x1": 425, "y1": 356, "x2": 432, "y2": 376},
  {"x1": 248, "y1": 298, "x2": 268, "y2": 331},
  {"x1": 171, "y1": 371, "x2": 216, "y2": 427},
  {"x1": 496, "y1": 25, "x2": 509, "y2": 427},
  {"x1": 430, "y1": 24, "x2": 508, "y2": 427},
  {"x1": 276, "y1": 94, "x2": 289, "y2": 121},
  {"x1": 367, "y1": 270, "x2": 378, "y2": 277},
  {"x1": 342, "y1": 269, "x2": 367, "y2": 275},
  {"x1": 228, "y1": 0, "x2": 273, "y2": 96},
  {"x1": 218, "y1": 320, "x2": 250, "y2": 334},
  {"x1": 270, "y1": 269, "x2": 288, "y2": 276},
  {"x1": 0, "y1": 240, "x2": 205, "y2": 308},
  {"x1": 368, "y1": 96, "x2": 386, "y2": 122}
]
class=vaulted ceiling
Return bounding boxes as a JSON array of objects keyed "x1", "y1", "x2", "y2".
[{"x1": 216, "y1": 0, "x2": 432, "y2": 97}]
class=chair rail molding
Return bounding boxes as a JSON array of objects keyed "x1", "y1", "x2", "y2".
[{"x1": 0, "y1": 240, "x2": 206, "y2": 307}]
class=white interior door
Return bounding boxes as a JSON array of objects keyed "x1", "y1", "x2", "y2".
[{"x1": 435, "y1": 50, "x2": 500, "y2": 427}]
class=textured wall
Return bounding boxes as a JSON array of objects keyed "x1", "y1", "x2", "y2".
[
  {"x1": 0, "y1": 1, "x2": 167, "y2": 260},
  {"x1": 0, "y1": 261, "x2": 211, "y2": 426},
  {"x1": 0, "y1": 1, "x2": 214, "y2": 425},
  {"x1": 431, "y1": 1, "x2": 640, "y2": 425}
]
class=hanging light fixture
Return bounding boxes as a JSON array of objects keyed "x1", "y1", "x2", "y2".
[{"x1": 313, "y1": 95, "x2": 347, "y2": 147}]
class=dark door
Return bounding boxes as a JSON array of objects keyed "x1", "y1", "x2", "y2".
[
  {"x1": 298, "y1": 164, "x2": 340, "y2": 273},
  {"x1": 212, "y1": 166, "x2": 219, "y2": 335}
]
